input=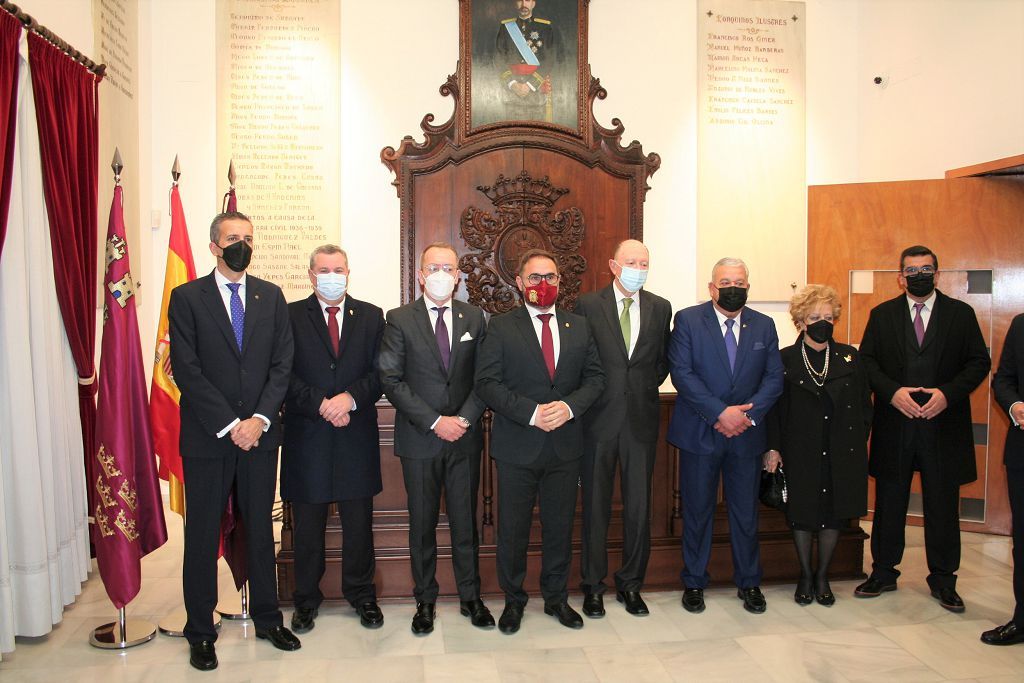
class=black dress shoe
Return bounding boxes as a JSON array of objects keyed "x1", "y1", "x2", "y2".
[
  {"x1": 544, "y1": 602, "x2": 584, "y2": 629},
  {"x1": 355, "y1": 600, "x2": 384, "y2": 629},
  {"x1": 498, "y1": 602, "x2": 524, "y2": 634},
  {"x1": 411, "y1": 602, "x2": 435, "y2": 635},
  {"x1": 189, "y1": 640, "x2": 217, "y2": 671},
  {"x1": 290, "y1": 606, "x2": 317, "y2": 634},
  {"x1": 981, "y1": 621, "x2": 1024, "y2": 646},
  {"x1": 737, "y1": 587, "x2": 767, "y2": 614},
  {"x1": 930, "y1": 587, "x2": 965, "y2": 613},
  {"x1": 794, "y1": 576, "x2": 813, "y2": 606},
  {"x1": 460, "y1": 599, "x2": 495, "y2": 628},
  {"x1": 616, "y1": 591, "x2": 650, "y2": 616},
  {"x1": 582, "y1": 592, "x2": 605, "y2": 618},
  {"x1": 681, "y1": 587, "x2": 705, "y2": 613},
  {"x1": 255, "y1": 625, "x2": 301, "y2": 651},
  {"x1": 854, "y1": 577, "x2": 897, "y2": 598}
]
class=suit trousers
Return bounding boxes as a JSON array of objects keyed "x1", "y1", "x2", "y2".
[
  {"x1": 182, "y1": 450, "x2": 282, "y2": 644},
  {"x1": 291, "y1": 496, "x2": 376, "y2": 608},
  {"x1": 1006, "y1": 463, "x2": 1024, "y2": 625},
  {"x1": 401, "y1": 447, "x2": 482, "y2": 603},
  {"x1": 496, "y1": 441, "x2": 580, "y2": 606},
  {"x1": 870, "y1": 421, "x2": 961, "y2": 589},
  {"x1": 580, "y1": 421, "x2": 657, "y2": 594},
  {"x1": 679, "y1": 443, "x2": 762, "y2": 589}
]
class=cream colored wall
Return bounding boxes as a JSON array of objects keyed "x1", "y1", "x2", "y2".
[{"x1": 14, "y1": 0, "x2": 1024, "y2": 364}]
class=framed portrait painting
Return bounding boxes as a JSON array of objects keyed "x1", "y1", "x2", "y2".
[{"x1": 463, "y1": 0, "x2": 588, "y2": 136}]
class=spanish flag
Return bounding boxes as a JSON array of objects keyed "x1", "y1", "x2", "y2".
[{"x1": 150, "y1": 184, "x2": 196, "y2": 516}]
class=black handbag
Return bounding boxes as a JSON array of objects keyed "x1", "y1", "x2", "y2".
[{"x1": 759, "y1": 466, "x2": 787, "y2": 511}]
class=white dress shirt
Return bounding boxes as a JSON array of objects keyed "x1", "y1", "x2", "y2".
[
  {"x1": 713, "y1": 306, "x2": 742, "y2": 344},
  {"x1": 906, "y1": 291, "x2": 937, "y2": 331},
  {"x1": 523, "y1": 303, "x2": 572, "y2": 425},
  {"x1": 614, "y1": 285, "x2": 640, "y2": 358},
  {"x1": 213, "y1": 269, "x2": 270, "y2": 437}
]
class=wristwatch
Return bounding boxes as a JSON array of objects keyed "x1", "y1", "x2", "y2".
[{"x1": 456, "y1": 416, "x2": 471, "y2": 428}]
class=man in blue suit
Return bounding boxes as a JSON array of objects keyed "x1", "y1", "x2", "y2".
[{"x1": 667, "y1": 257, "x2": 784, "y2": 614}]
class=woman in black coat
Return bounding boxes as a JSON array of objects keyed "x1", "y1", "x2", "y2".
[{"x1": 765, "y1": 285, "x2": 872, "y2": 606}]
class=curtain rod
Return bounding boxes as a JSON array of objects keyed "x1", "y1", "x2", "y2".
[{"x1": 2, "y1": 0, "x2": 106, "y2": 78}]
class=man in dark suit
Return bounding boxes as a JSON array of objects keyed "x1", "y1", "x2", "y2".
[
  {"x1": 281, "y1": 244, "x2": 386, "y2": 633},
  {"x1": 476, "y1": 248, "x2": 605, "y2": 633},
  {"x1": 667, "y1": 257, "x2": 784, "y2": 615},
  {"x1": 575, "y1": 239, "x2": 672, "y2": 618},
  {"x1": 984, "y1": 313, "x2": 1024, "y2": 645},
  {"x1": 855, "y1": 245, "x2": 990, "y2": 612},
  {"x1": 168, "y1": 211, "x2": 299, "y2": 671},
  {"x1": 379, "y1": 242, "x2": 493, "y2": 635}
]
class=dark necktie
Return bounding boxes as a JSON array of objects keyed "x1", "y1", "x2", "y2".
[
  {"x1": 913, "y1": 302, "x2": 926, "y2": 346},
  {"x1": 538, "y1": 313, "x2": 555, "y2": 380},
  {"x1": 724, "y1": 318, "x2": 737, "y2": 372},
  {"x1": 326, "y1": 306, "x2": 340, "y2": 356},
  {"x1": 433, "y1": 306, "x2": 450, "y2": 371},
  {"x1": 226, "y1": 282, "x2": 244, "y2": 351}
]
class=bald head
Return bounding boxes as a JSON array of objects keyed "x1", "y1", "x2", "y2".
[{"x1": 609, "y1": 239, "x2": 650, "y2": 295}]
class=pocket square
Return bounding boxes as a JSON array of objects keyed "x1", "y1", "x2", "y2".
[
  {"x1": 459, "y1": 332, "x2": 474, "y2": 342},
  {"x1": 753, "y1": 341, "x2": 766, "y2": 350}
]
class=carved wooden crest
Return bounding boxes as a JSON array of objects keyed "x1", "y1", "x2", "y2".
[{"x1": 459, "y1": 171, "x2": 586, "y2": 314}]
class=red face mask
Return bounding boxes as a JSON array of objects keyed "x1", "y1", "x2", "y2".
[{"x1": 523, "y1": 280, "x2": 558, "y2": 308}]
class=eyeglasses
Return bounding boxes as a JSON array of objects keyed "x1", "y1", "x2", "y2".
[
  {"x1": 525, "y1": 273, "x2": 560, "y2": 286},
  {"x1": 423, "y1": 263, "x2": 458, "y2": 275},
  {"x1": 902, "y1": 266, "x2": 936, "y2": 276}
]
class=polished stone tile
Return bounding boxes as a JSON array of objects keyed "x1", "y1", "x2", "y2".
[
  {"x1": 878, "y1": 620, "x2": 1024, "y2": 679},
  {"x1": 649, "y1": 638, "x2": 773, "y2": 683},
  {"x1": 584, "y1": 642, "x2": 674, "y2": 683},
  {"x1": 492, "y1": 647, "x2": 599, "y2": 682},
  {"x1": 423, "y1": 651, "x2": 499, "y2": 682}
]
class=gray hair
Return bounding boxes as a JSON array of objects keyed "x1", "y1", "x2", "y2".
[
  {"x1": 711, "y1": 257, "x2": 749, "y2": 282},
  {"x1": 209, "y1": 211, "x2": 252, "y2": 244},
  {"x1": 309, "y1": 244, "x2": 348, "y2": 270}
]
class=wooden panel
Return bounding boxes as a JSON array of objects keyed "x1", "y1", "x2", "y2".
[
  {"x1": 809, "y1": 176, "x2": 1024, "y2": 535},
  {"x1": 276, "y1": 396, "x2": 866, "y2": 602}
]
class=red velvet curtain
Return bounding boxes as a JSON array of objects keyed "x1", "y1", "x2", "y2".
[
  {"x1": 0, "y1": 11, "x2": 21, "y2": 258},
  {"x1": 27, "y1": 33, "x2": 101, "y2": 458}
]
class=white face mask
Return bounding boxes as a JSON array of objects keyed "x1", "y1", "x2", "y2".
[
  {"x1": 315, "y1": 272, "x2": 347, "y2": 301},
  {"x1": 615, "y1": 262, "x2": 648, "y2": 293},
  {"x1": 424, "y1": 270, "x2": 456, "y2": 301}
]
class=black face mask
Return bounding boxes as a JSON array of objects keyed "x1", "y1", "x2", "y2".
[
  {"x1": 715, "y1": 286, "x2": 747, "y2": 313},
  {"x1": 220, "y1": 240, "x2": 252, "y2": 273},
  {"x1": 905, "y1": 272, "x2": 935, "y2": 298},
  {"x1": 805, "y1": 320, "x2": 834, "y2": 344}
]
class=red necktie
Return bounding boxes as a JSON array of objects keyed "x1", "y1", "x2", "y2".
[
  {"x1": 327, "y1": 306, "x2": 340, "y2": 356},
  {"x1": 538, "y1": 313, "x2": 555, "y2": 380}
]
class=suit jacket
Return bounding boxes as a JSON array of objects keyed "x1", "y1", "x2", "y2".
[
  {"x1": 475, "y1": 304, "x2": 605, "y2": 464},
  {"x1": 991, "y1": 315, "x2": 1024, "y2": 469},
  {"x1": 860, "y1": 290, "x2": 990, "y2": 484},
  {"x1": 575, "y1": 284, "x2": 672, "y2": 445},
  {"x1": 280, "y1": 293, "x2": 385, "y2": 503},
  {"x1": 168, "y1": 271, "x2": 293, "y2": 459},
  {"x1": 379, "y1": 297, "x2": 487, "y2": 459},
  {"x1": 666, "y1": 301, "x2": 784, "y2": 456}
]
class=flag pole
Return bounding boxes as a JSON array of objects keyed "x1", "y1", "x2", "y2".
[
  {"x1": 89, "y1": 149, "x2": 158, "y2": 650},
  {"x1": 155, "y1": 155, "x2": 222, "y2": 637}
]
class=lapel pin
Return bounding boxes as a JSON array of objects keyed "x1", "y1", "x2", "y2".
[
  {"x1": 564, "y1": 322, "x2": 570, "y2": 328},
  {"x1": 254, "y1": 294, "x2": 260, "y2": 300},
  {"x1": 844, "y1": 354, "x2": 852, "y2": 362},
  {"x1": 742, "y1": 323, "x2": 747, "y2": 328},
  {"x1": 458, "y1": 312, "x2": 463, "y2": 318},
  {"x1": 349, "y1": 309, "x2": 354, "y2": 316}
]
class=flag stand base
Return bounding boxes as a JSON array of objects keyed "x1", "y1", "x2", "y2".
[
  {"x1": 216, "y1": 583, "x2": 250, "y2": 620},
  {"x1": 158, "y1": 608, "x2": 222, "y2": 637},
  {"x1": 90, "y1": 609, "x2": 157, "y2": 649}
]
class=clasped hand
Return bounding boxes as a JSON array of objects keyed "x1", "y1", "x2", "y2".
[
  {"x1": 320, "y1": 393, "x2": 353, "y2": 428},
  {"x1": 715, "y1": 403, "x2": 754, "y2": 438},
  {"x1": 534, "y1": 401, "x2": 570, "y2": 432},
  {"x1": 890, "y1": 386, "x2": 947, "y2": 419},
  {"x1": 230, "y1": 417, "x2": 265, "y2": 451},
  {"x1": 434, "y1": 415, "x2": 468, "y2": 442}
]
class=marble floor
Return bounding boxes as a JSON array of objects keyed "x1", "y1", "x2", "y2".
[{"x1": 1, "y1": 510, "x2": 1021, "y2": 682}]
